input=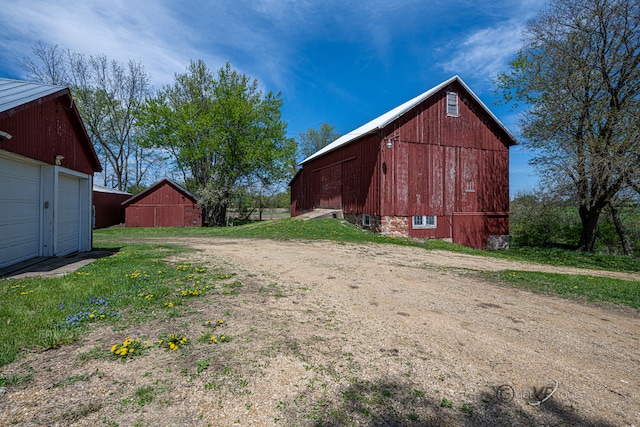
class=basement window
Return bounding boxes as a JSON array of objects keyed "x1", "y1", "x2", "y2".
[
  {"x1": 362, "y1": 214, "x2": 371, "y2": 227},
  {"x1": 412, "y1": 215, "x2": 436, "y2": 229},
  {"x1": 447, "y1": 91, "x2": 459, "y2": 117}
]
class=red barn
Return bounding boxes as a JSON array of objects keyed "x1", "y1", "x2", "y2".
[
  {"x1": 290, "y1": 76, "x2": 517, "y2": 249},
  {"x1": 0, "y1": 78, "x2": 101, "y2": 269},
  {"x1": 122, "y1": 178, "x2": 202, "y2": 227},
  {"x1": 93, "y1": 184, "x2": 131, "y2": 229}
]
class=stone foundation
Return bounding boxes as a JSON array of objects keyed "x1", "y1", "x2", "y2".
[
  {"x1": 379, "y1": 216, "x2": 410, "y2": 237},
  {"x1": 488, "y1": 235, "x2": 510, "y2": 250}
]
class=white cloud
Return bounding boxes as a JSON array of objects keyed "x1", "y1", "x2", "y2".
[{"x1": 439, "y1": 20, "x2": 524, "y2": 86}]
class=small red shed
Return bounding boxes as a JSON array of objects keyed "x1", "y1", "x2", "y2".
[
  {"x1": 122, "y1": 178, "x2": 202, "y2": 227},
  {"x1": 93, "y1": 184, "x2": 131, "y2": 229},
  {"x1": 290, "y1": 76, "x2": 517, "y2": 249}
]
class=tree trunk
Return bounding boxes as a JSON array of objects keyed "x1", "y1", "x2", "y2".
[
  {"x1": 609, "y1": 202, "x2": 634, "y2": 256},
  {"x1": 207, "y1": 203, "x2": 227, "y2": 227},
  {"x1": 578, "y1": 205, "x2": 601, "y2": 252}
]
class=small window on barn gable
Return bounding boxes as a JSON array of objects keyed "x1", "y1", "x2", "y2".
[
  {"x1": 412, "y1": 215, "x2": 436, "y2": 229},
  {"x1": 446, "y1": 91, "x2": 459, "y2": 117}
]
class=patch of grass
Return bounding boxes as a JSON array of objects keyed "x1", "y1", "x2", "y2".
[
  {"x1": 134, "y1": 385, "x2": 156, "y2": 407},
  {"x1": 483, "y1": 270, "x2": 640, "y2": 309},
  {"x1": 0, "y1": 370, "x2": 34, "y2": 387}
]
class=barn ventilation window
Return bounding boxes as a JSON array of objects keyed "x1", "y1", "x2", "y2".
[
  {"x1": 362, "y1": 214, "x2": 371, "y2": 227},
  {"x1": 446, "y1": 91, "x2": 458, "y2": 117},
  {"x1": 412, "y1": 215, "x2": 436, "y2": 229}
]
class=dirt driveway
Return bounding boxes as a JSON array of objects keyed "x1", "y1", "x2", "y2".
[{"x1": 1, "y1": 237, "x2": 638, "y2": 426}]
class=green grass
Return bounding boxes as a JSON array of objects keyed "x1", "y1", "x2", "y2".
[
  {"x1": 0, "y1": 243, "x2": 191, "y2": 367},
  {"x1": 483, "y1": 270, "x2": 640, "y2": 309}
]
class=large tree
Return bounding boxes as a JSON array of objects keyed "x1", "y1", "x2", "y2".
[
  {"x1": 497, "y1": 0, "x2": 640, "y2": 252},
  {"x1": 137, "y1": 60, "x2": 296, "y2": 226},
  {"x1": 297, "y1": 122, "x2": 340, "y2": 160},
  {"x1": 21, "y1": 42, "x2": 157, "y2": 191}
]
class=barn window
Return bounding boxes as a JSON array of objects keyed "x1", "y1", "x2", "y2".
[
  {"x1": 362, "y1": 214, "x2": 371, "y2": 227},
  {"x1": 412, "y1": 215, "x2": 436, "y2": 229},
  {"x1": 446, "y1": 91, "x2": 458, "y2": 117}
]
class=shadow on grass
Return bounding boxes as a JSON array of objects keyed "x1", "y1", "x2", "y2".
[{"x1": 279, "y1": 375, "x2": 616, "y2": 427}]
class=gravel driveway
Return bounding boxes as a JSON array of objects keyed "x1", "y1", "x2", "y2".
[{"x1": 1, "y1": 237, "x2": 638, "y2": 426}]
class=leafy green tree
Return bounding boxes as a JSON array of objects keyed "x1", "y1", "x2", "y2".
[
  {"x1": 297, "y1": 122, "x2": 340, "y2": 160},
  {"x1": 137, "y1": 60, "x2": 296, "y2": 226},
  {"x1": 496, "y1": 0, "x2": 640, "y2": 252}
]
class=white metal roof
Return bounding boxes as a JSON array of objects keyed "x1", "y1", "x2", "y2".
[
  {"x1": 0, "y1": 78, "x2": 66, "y2": 114},
  {"x1": 301, "y1": 75, "x2": 516, "y2": 164},
  {"x1": 93, "y1": 183, "x2": 131, "y2": 195}
]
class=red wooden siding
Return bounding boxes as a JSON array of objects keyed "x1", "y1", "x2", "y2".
[
  {"x1": 93, "y1": 191, "x2": 130, "y2": 228},
  {"x1": 292, "y1": 134, "x2": 380, "y2": 216},
  {"x1": 290, "y1": 77, "x2": 514, "y2": 249},
  {"x1": 0, "y1": 93, "x2": 101, "y2": 174},
  {"x1": 123, "y1": 179, "x2": 202, "y2": 227}
]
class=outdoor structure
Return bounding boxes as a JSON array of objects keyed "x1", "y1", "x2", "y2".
[
  {"x1": 93, "y1": 184, "x2": 131, "y2": 229},
  {"x1": 122, "y1": 178, "x2": 202, "y2": 228},
  {"x1": 290, "y1": 76, "x2": 517, "y2": 249},
  {"x1": 0, "y1": 78, "x2": 102, "y2": 269}
]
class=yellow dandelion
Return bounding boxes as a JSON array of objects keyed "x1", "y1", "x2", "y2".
[
  {"x1": 210, "y1": 336, "x2": 217, "y2": 343},
  {"x1": 111, "y1": 344, "x2": 118, "y2": 352}
]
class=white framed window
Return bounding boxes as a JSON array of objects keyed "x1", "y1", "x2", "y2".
[
  {"x1": 446, "y1": 91, "x2": 458, "y2": 117},
  {"x1": 412, "y1": 215, "x2": 437, "y2": 229},
  {"x1": 362, "y1": 214, "x2": 371, "y2": 227}
]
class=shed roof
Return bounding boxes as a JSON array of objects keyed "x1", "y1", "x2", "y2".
[
  {"x1": 302, "y1": 75, "x2": 517, "y2": 164},
  {"x1": 0, "y1": 78, "x2": 66, "y2": 114},
  {"x1": 93, "y1": 183, "x2": 131, "y2": 195},
  {"x1": 121, "y1": 178, "x2": 198, "y2": 206}
]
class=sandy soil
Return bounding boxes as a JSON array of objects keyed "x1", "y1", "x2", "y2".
[{"x1": 1, "y1": 237, "x2": 638, "y2": 426}]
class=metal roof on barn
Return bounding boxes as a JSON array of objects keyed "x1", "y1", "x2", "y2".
[
  {"x1": 0, "y1": 78, "x2": 66, "y2": 114},
  {"x1": 302, "y1": 75, "x2": 517, "y2": 164}
]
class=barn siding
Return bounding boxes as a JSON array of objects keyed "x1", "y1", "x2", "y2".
[
  {"x1": 292, "y1": 134, "x2": 380, "y2": 216},
  {"x1": 93, "y1": 191, "x2": 130, "y2": 228},
  {"x1": 0, "y1": 95, "x2": 100, "y2": 175}
]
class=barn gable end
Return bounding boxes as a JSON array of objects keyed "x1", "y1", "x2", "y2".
[
  {"x1": 290, "y1": 76, "x2": 516, "y2": 249},
  {"x1": 122, "y1": 178, "x2": 202, "y2": 228}
]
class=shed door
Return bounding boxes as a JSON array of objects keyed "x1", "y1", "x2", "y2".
[
  {"x1": 56, "y1": 174, "x2": 81, "y2": 256},
  {"x1": 0, "y1": 154, "x2": 41, "y2": 268}
]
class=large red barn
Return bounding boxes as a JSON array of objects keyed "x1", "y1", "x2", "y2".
[
  {"x1": 122, "y1": 178, "x2": 202, "y2": 228},
  {"x1": 290, "y1": 76, "x2": 517, "y2": 249}
]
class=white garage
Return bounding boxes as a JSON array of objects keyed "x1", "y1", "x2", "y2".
[{"x1": 0, "y1": 78, "x2": 101, "y2": 271}]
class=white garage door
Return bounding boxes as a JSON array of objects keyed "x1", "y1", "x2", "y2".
[
  {"x1": 0, "y1": 155, "x2": 41, "y2": 268},
  {"x1": 56, "y1": 174, "x2": 81, "y2": 256}
]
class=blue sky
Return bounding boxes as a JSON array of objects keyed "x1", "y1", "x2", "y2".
[{"x1": 0, "y1": 0, "x2": 547, "y2": 196}]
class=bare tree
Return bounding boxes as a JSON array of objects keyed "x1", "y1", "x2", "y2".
[{"x1": 21, "y1": 42, "x2": 156, "y2": 191}]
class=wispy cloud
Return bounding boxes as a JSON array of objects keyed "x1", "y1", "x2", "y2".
[{"x1": 439, "y1": 20, "x2": 524, "y2": 87}]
